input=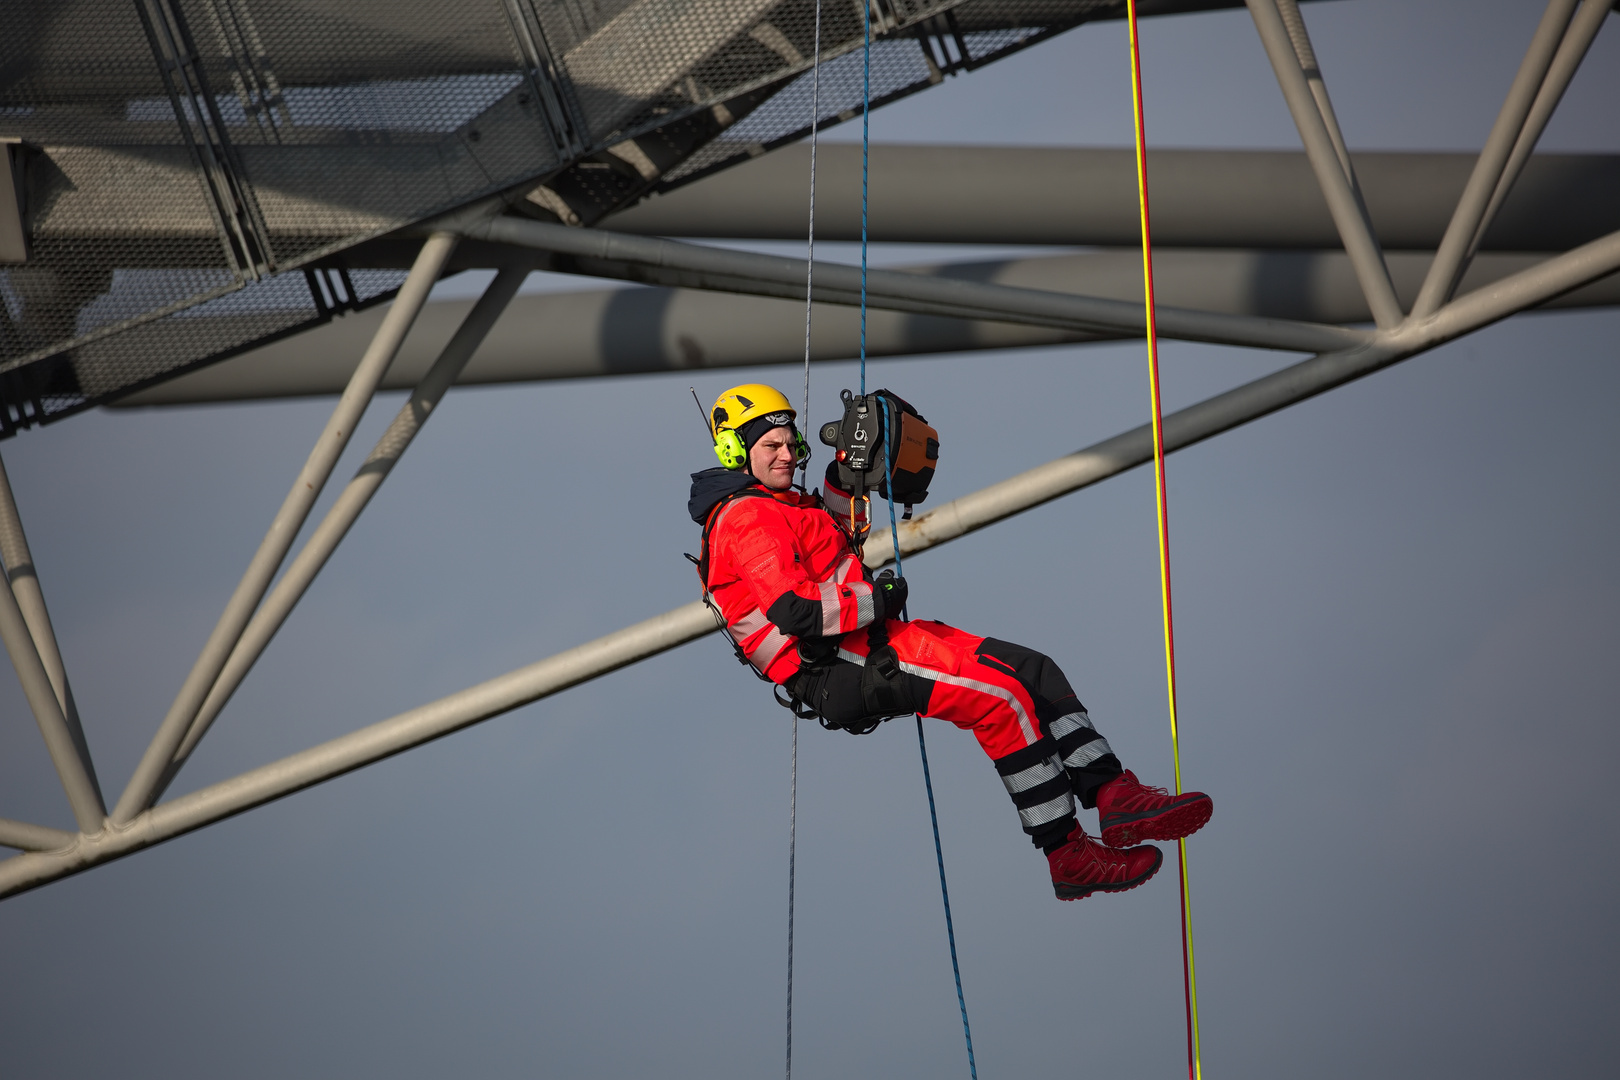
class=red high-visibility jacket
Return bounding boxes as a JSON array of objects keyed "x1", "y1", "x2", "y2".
[{"x1": 703, "y1": 483, "x2": 877, "y2": 683}]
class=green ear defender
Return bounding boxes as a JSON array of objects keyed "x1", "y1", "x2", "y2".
[{"x1": 714, "y1": 428, "x2": 748, "y2": 469}]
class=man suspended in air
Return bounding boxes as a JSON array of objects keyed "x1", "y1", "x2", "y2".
[{"x1": 688, "y1": 383, "x2": 1211, "y2": 901}]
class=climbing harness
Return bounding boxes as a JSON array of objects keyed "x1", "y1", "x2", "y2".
[
  {"x1": 1125, "y1": 3, "x2": 1202, "y2": 1076},
  {"x1": 687, "y1": 486, "x2": 849, "y2": 726}
]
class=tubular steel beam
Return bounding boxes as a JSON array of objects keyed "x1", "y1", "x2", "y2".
[
  {"x1": 1246, "y1": 0, "x2": 1403, "y2": 329},
  {"x1": 114, "y1": 250, "x2": 1620, "y2": 408},
  {"x1": 8, "y1": 227, "x2": 1618, "y2": 899},
  {"x1": 39, "y1": 145, "x2": 1620, "y2": 256},
  {"x1": 604, "y1": 146, "x2": 1620, "y2": 251},
  {"x1": 0, "y1": 819, "x2": 76, "y2": 853},
  {"x1": 0, "y1": 559, "x2": 106, "y2": 833},
  {"x1": 110, "y1": 231, "x2": 460, "y2": 826},
  {"x1": 0, "y1": 454, "x2": 102, "y2": 807},
  {"x1": 151, "y1": 264, "x2": 531, "y2": 802},
  {"x1": 1465, "y1": 0, "x2": 1612, "y2": 271},
  {"x1": 1410, "y1": 0, "x2": 1581, "y2": 319},
  {"x1": 462, "y1": 216, "x2": 1368, "y2": 355}
]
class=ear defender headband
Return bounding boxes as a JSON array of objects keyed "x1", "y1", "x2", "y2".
[{"x1": 711, "y1": 409, "x2": 811, "y2": 471}]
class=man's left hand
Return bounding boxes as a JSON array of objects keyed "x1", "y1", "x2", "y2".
[{"x1": 875, "y1": 570, "x2": 908, "y2": 619}]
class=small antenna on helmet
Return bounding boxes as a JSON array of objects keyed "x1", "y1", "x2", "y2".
[{"x1": 689, "y1": 386, "x2": 713, "y2": 437}]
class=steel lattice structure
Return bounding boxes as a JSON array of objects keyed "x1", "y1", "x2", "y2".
[
  {"x1": 0, "y1": 0, "x2": 1224, "y2": 433},
  {"x1": 1, "y1": 0, "x2": 1618, "y2": 899}
]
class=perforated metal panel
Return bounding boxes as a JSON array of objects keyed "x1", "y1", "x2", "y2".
[
  {"x1": 659, "y1": 0, "x2": 1105, "y2": 189},
  {"x1": 0, "y1": 0, "x2": 1223, "y2": 437}
]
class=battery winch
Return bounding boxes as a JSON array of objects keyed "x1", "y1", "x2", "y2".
[{"x1": 819, "y1": 388, "x2": 939, "y2": 519}]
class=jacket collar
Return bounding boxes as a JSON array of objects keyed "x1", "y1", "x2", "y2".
[{"x1": 688, "y1": 468, "x2": 811, "y2": 523}]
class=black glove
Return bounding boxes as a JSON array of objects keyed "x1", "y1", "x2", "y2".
[{"x1": 874, "y1": 569, "x2": 909, "y2": 620}]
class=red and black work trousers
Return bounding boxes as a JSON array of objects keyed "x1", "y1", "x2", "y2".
[{"x1": 790, "y1": 619, "x2": 1122, "y2": 850}]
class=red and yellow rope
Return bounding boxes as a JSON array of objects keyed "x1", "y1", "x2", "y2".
[{"x1": 1124, "y1": 4, "x2": 1202, "y2": 1077}]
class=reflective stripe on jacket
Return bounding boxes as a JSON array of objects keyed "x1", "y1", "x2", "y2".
[{"x1": 705, "y1": 486, "x2": 876, "y2": 683}]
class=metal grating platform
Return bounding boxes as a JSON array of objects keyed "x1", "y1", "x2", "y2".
[{"x1": 0, "y1": 0, "x2": 1233, "y2": 437}]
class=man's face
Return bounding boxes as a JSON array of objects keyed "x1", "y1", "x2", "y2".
[{"x1": 748, "y1": 426, "x2": 798, "y2": 490}]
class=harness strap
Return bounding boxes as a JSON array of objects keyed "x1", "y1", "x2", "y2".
[
  {"x1": 694, "y1": 486, "x2": 880, "y2": 724},
  {"x1": 691, "y1": 489, "x2": 777, "y2": 680}
]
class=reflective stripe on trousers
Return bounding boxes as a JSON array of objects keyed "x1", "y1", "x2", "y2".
[
  {"x1": 1050, "y1": 709, "x2": 1113, "y2": 770},
  {"x1": 998, "y1": 753, "x2": 1076, "y2": 829}
]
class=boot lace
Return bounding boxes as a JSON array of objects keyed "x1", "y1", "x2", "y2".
[
  {"x1": 1113, "y1": 773, "x2": 1172, "y2": 810},
  {"x1": 1052, "y1": 833, "x2": 1137, "y2": 884}
]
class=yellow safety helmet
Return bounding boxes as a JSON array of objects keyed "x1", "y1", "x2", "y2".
[{"x1": 709, "y1": 383, "x2": 809, "y2": 470}]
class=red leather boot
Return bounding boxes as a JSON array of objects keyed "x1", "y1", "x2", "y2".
[
  {"x1": 1096, "y1": 770, "x2": 1213, "y2": 848},
  {"x1": 1048, "y1": 821, "x2": 1163, "y2": 900}
]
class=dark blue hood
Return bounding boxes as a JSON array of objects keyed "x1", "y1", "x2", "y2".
[{"x1": 688, "y1": 468, "x2": 759, "y2": 524}]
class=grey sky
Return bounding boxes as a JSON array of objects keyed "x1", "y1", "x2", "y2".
[{"x1": 3, "y1": 2, "x2": 1618, "y2": 1077}]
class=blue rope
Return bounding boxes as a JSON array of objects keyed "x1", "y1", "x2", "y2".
[
  {"x1": 857, "y1": 13, "x2": 974, "y2": 1074},
  {"x1": 915, "y1": 711, "x2": 978, "y2": 1080},
  {"x1": 859, "y1": 0, "x2": 869, "y2": 397},
  {"x1": 880, "y1": 405, "x2": 978, "y2": 1080}
]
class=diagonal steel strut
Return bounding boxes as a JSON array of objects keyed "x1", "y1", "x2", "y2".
[
  {"x1": 1274, "y1": 0, "x2": 1356, "y2": 187},
  {"x1": 1465, "y1": 0, "x2": 1614, "y2": 273},
  {"x1": 148, "y1": 263, "x2": 532, "y2": 804},
  {"x1": 1410, "y1": 0, "x2": 1583, "y2": 319},
  {"x1": 1247, "y1": 0, "x2": 1402, "y2": 329},
  {"x1": 0, "y1": 555, "x2": 106, "y2": 834},
  {"x1": 0, "y1": 454, "x2": 104, "y2": 825},
  {"x1": 1438, "y1": 0, "x2": 1600, "y2": 317},
  {"x1": 110, "y1": 232, "x2": 461, "y2": 825}
]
